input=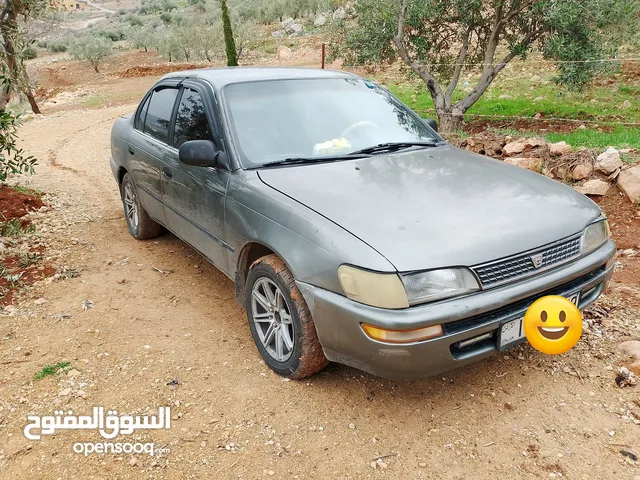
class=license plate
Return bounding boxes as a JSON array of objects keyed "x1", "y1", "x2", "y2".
[{"x1": 497, "y1": 291, "x2": 581, "y2": 350}]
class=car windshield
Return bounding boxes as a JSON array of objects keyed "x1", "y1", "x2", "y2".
[{"x1": 223, "y1": 78, "x2": 440, "y2": 167}]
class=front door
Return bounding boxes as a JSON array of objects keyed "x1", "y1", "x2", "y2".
[{"x1": 161, "y1": 84, "x2": 230, "y2": 273}]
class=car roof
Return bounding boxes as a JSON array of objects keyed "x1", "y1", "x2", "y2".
[{"x1": 159, "y1": 66, "x2": 359, "y2": 88}]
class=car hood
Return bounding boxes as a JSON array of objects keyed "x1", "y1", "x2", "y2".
[{"x1": 257, "y1": 146, "x2": 601, "y2": 272}]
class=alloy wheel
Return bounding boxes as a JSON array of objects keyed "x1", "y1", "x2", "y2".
[
  {"x1": 123, "y1": 183, "x2": 139, "y2": 230},
  {"x1": 250, "y1": 277, "x2": 295, "y2": 362}
]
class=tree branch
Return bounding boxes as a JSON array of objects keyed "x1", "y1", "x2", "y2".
[
  {"x1": 393, "y1": 0, "x2": 444, "y2": 107},
  {"x1": 458, "y1": 27, "x2": 545, "y2": 111},
  {"x1": 499, "y1": 0, "x2": 538, "y2": 29},
  {"x1": 445, "y1": 29, "x2": 470, "y2": 102}
]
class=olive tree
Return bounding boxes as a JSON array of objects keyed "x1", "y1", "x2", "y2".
[
  {"x1": 128, "y1": 24, "x2": 156, "y2": 52},
  {"x1": 331, "y1": 0, "x2": 640, "y2": 133},
  {"x1": 71, "y1": 35, "x2": 113, "y2": 73},
  {"x1": 0, "y1": 0, "x2": 51, "y2": 113}
]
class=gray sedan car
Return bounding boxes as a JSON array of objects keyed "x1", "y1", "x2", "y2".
[{"x1": 110, "y1": 67, "x2": 615, "y2": 380}]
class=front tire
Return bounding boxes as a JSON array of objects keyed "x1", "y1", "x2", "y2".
[
  {"x1": 245, "y1": 254, "x2": 328, "y2": 379},
  {"x1": 120, "y1": 173, "x2": 162, "y2": 240}
]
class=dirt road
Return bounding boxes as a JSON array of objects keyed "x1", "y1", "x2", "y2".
[{"x1": 1, "y1": 105, "x2": 639, "y2": 479}]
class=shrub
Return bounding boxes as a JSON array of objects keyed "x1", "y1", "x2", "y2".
[
  {"x1": 23, "y1": 46, "x2": 37, "y2": 60},
  {"x1": 47, "y1": 39, "x2": 68, "y2": 53}
]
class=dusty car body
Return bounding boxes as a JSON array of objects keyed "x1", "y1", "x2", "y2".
[{"x1": 110, "y1": 67, "x2": 615, "y2": 380}]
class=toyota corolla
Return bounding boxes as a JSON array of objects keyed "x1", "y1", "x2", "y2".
[{"x1": 110, "y1": 67, "x2": 615, "y2": 380}]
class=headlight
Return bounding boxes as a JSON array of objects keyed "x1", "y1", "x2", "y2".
[
  {"x1": 338, "y1": 265, "x2": 409, "y2": 309},
  {"x1": 338, "y1": 265, "x2": 480, "y2": 309},
  {"x1": 400, "y1": 268, "x2": 480, "y2": 305},
  {"x1": 581, "y1": 219, "x2": 610, "y2": 255}
]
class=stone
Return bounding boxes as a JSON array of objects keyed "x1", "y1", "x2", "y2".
[
  {"x1": 524, "y1": 137, "x2": 546, "y2": 149},
  {"x1": 620, "y1": 341, "x2": 640, "y2": 376},
  {"x1": 314, "y1": 15, "x2": 327, "y2": 27},
  {"x1": 288, "y1": 23, "x2": 304, "y2": 35},
  {"x1": 549, "y1": 141, "x2": 572, "y2": 156},
  {"x1": 67, "y1": 369, "x2": 81, "y2": 377},
  {"x1": 59, "y1": 388, "x2": 72, "y2": 396},
  {"x1": 281, "y1": 17, "x2": 295, "y2": 28},
  {"x1": 34, "y1": 297, "x2": 47, "y2": 305},
  {"x1": 503, "y1": 141, "x2": 526, "y2": 156},
  {"x1": 572, "y1": 164, "x2": 593, "y2": 181},
  {"x1": 332, "y1": 7, "x2": 346, "y2": 20},
  {"x1": 617, "y1": 165, "x2": 640, "y2": 204},
  {"x1": 534, "y1": 96, "x2": 544, "y2": 101},
  {"x1": 623, "y1": 100, "x2": 632, "y2": 109},
  {"x1": 498, "y1": 94, "x2": 513, "y2": 99},
  {"x1": 271, "y1": 30, "x2": 285, "y2": 38},
  {"x1": 575, "y1": 179, "x2": 609, "y2": 196},
  {"x1": 277, "y1": 46, "x2": 292, "y2": 60},
  {"x1": 595, "y1": 147, "x2": 623, "y2": 174},
  {"x1": 504, "y1": 157, "x2": 543, "y2": 173}
]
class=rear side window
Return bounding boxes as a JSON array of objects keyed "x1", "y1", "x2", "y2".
[
  {"x1": 173, "y1": 88, "x2": 213, "y2": 148},
  {"x1": 144, "y1": 87, "x2": 179, "y2": 144},
  {"x1": 135, "y1": 95, "x2": 150, "y2": 131}
]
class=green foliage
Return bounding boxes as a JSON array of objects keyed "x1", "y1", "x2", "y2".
[
  {"x1": 70, "y1": 35, "x2": 113, "y2": 73},
  {"x1": 127, "y1": 24, "x2": 156, "y2": 52},
  {"x1": 95, "y1": 27, "x2": 126, "y2": 42},
  {"x1": 22, "y1": 46, "x2": 37, "y2": 60},
  {"x1": 542, "y1": 0, "x2": 638, "y2": 89},
  {"x1": 0, "y1": 82, "x2": 37, "y2": 183},
  {"x1": 34, "y1": 361, "x2": 71, "y2": 380},
  {"x1": 237, "y1": 0, "x2": 333, "y2": 23},
  {"x1": 139, "y1": 0, "x2": 178, "y2": 15},
  {"x1": 0, "y1": 216, "x2": 35, "y2": 236},
  {"x1": 160, "y1": 11, "x2": 173, "y2": 24},
  {"x1": 220, "y1": 0, "x2": 238, "y2": 66},
  {"x1": 125, "y1": 13, "x2": 144, "y2": 26},
  {"x1": 48, "y1": 40, "x2": 68, "y2": 53}
]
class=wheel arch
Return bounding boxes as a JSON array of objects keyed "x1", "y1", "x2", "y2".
[
  {"x1": 234, "y1": 241, "x2": 294, "y2": 305},
  {"x1": 117, "y1": 166, "x2": 128, "y2": 186}
]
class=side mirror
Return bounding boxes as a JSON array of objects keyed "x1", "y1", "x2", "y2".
[
  {"x1": 424, "y1": 118, "x2": 438, "y2": 132},
  {"x1": 179, "y1": 140, "x2": 224, "y2": 168}
]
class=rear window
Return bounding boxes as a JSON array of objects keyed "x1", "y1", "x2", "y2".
[
  {"x1": 143, "y1": 87, "x2": 178, "y2": 144},
  {"x1": 135, "y1": 95, "x2": 150, "y2": 131}
]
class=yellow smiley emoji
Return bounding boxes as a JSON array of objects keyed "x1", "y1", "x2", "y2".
[{"x1": 523, "y1": 295, "x2": 582, "y2": 354}]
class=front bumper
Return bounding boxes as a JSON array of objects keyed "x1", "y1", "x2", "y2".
[{"x1": 297, "y1": 240, "x2": 616, "y2": 381}]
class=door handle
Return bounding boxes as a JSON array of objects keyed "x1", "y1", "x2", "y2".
[
  {"x1": 128, "y1": 147, "x2": 135, "y2": 155},
  {"x1": 162, "y1": 167, "x2": 173, "y2": 179}
]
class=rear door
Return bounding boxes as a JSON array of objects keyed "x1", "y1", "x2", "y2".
[
  {"x1": 161, "y1": 81, "x2": 231, "y2": 273},
  {"x1": 128, "y1": 83, "x2": 181, "y2": 225}
]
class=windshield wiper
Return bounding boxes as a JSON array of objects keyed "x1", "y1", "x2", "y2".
[
  {"x1": 255, "y1": 153, "x2": 371, "y2": 169},
  {"x1": 349, "y1": 141, "x2": 439, "y2": 156}
]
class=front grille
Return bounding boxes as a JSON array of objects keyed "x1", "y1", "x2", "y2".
[
  {"x1": 443, "y1": 265, "x2": 605, "y2": 336},
  {"x1": 472, "y1": 236, "x2": 582, "y2": 287}
]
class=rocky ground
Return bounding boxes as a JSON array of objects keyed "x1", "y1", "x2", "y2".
[{"x1": 0, "y1": 54, "x2": 639, "y2": 478}]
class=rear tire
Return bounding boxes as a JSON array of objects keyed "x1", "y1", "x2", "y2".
[
  {"x1": 245, "y1": 254, "x2": 328, "y2": 379},
  {"x1": 120, "y1": 173, "x2": 162, "y2": 240}
]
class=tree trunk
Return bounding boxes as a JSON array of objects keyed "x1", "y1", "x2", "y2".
[
  {"x1": 144, "y1": 46, "x2": 148, "y2": 52},
  {"x1": 436, "y1": 107, "x2": 464, "y2": 135},
  {"x1": 93, "y1": 64, "x2": 100, "y2": 73},
  {"x1": 26, "y1": 89, "x2": 41, "y2": 114}
]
